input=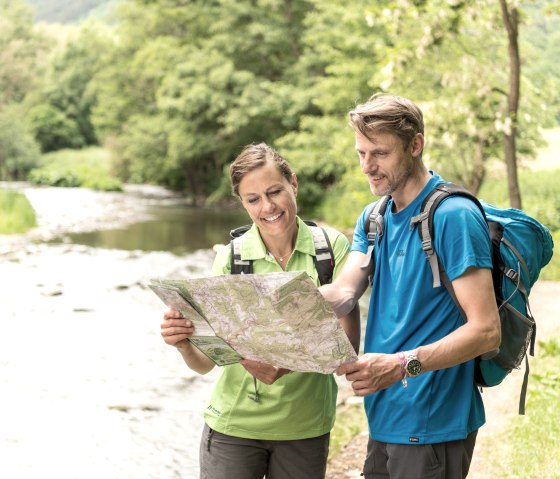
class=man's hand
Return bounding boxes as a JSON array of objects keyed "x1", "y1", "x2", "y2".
[
  {"x1": 240, "y1": 359, "x2": 291, "y2": 385},
  {"x1": 336, "y1": 353, "x2": 402, "y2": 396}
]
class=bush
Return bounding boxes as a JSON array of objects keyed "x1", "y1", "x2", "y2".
[
  {"x1": 0, "y1": 189, "x2": 37, "y2": 234},
  {"x1": 28, "y1": 147, "x2": 122, "y2": 191},
  {"x1": 0, "y1": 107, "x2": 41, "y2": 180},
  {"x1": 27, "y1": 104, "x2": 87, "y2": 153}
]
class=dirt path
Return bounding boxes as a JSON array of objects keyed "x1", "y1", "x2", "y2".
[{"x1": 326, "y1": 280, "x2": 560, "y2": 479}]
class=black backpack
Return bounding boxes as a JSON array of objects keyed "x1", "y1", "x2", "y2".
[
  {"x1": 361, "y1": 182, "x2": 554, "y2": 414},
  {"x1": 230, "y1": 221, "x2": 335, "y2": 286}
]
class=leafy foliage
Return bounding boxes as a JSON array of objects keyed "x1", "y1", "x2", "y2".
[
  {"x1": 27, "y1": 104, "x2": 86, "y2": 151},
  {"x1": 0, "y1": 188, "x2": 37, "y2": 233},
  {"x1": 0, "y1": 0, "x2": 49, "y2": 106},
  {"x1": 28, "y1": 147, "x2": 122, "y2": 190},
  {"x1": 87, "y1": 0, "x2": 318, "y2": 202},
  {"x1": 479, "y1": 167, "x2": 560, "y2": 282},
  {"x1": 2, "y1": 0, "x2": 560, "y2": 216},
  {"x1": 0, "y1": 105, "x2": 41, "y2": 180},
  {"x1": 25, "y1": 22, "x2": 113, "y2": 152},
  {"x1": 479, "y1": 168, "x2": 560, "y2": 232}
]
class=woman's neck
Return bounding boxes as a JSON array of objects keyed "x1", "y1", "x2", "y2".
[{"x1": 260, "y1": 223, "x2": 298, "y2": 266}]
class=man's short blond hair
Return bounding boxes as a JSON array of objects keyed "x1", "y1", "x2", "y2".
[{"x1": 349, "y1": 93, "x2": 424, "y2": 150}]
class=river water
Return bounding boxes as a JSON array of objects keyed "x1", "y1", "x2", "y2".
[{"x1": 0, "y1": 185, "x2": 252, "y2": 479}]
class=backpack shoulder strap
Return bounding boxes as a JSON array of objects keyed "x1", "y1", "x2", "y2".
[
  {"x1": 361, "y1": 196, "x2": 390, "y2": 283},
  {"x1": 411, "y1": 183, "x2": 498, "y2": 362},
  {"x1": 228, "y1": 221, "x2": 335, "y2": 284},
  {"x1": 410, "y1": 183, "x2": 485, "y2": 288},
  {"x1": 304, "y1": 221, "x2": 335, "y2": 285},
  {"x1": 229, "y1": 225, "x2": 253, "y2": 275}
]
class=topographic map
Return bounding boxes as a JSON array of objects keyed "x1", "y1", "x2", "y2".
[{"x1": 150, "y1": 271, "x2": 357, "y2": 373}]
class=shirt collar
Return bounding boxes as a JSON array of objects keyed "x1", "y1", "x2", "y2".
[{"x1": 240, "y1": 216, "x2": 316, "y2": 260}]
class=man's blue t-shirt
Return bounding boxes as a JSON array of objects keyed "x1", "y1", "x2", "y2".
[{"x1": 352, "y1": 172, "x2": 492, "y2": 444}]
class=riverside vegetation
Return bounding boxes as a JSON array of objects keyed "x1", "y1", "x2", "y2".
[
  {"x1": 2, "y1": 1, "x2": 559, "y2": 209},
  {"x1": 0, "y1": 189, "x2": 37, "y2": 234},
  {"x1": 4, "y1": 145, "x2": 559, "y2": 278}
]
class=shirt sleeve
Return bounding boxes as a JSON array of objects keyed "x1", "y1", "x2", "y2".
[
  {"x1": 210, "y1": 243, "x2": 232, "y2": 276},
  {"x1": 351, "y1": 202, "x2": 377, "y2": 254},
  {"x1": 433, "y1": 196, "x2": 492, "y2": 282}
]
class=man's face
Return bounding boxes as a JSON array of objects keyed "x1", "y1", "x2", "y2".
[{"x1": 354, "y1": 130, "x2": 417, "y2": 198}]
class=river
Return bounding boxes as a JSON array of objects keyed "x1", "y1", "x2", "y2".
[{"x1": 0, "y1": 185, "x2": 253, "y2": 479}]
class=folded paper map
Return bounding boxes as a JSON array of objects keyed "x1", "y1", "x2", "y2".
[{"x1": 149, "y1": 271, "x2": 357, "y2": 373}]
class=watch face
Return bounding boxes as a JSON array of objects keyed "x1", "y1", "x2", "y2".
[{"x1": 406, "y1": 358, "x2": 422, "y2": 377}]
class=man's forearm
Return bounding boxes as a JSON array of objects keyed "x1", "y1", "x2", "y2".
[{"x1": 320, "y1": 283, "x2": 360, "y2": 318}]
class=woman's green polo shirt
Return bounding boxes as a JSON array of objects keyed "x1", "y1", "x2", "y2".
[{"x1": 204, "y1": 217, "x2": 351, "y2": 440}]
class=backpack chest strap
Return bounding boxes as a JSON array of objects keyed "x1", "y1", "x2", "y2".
[{"x1": 231, "y1": 235, "x2": 252, "y2": 274}]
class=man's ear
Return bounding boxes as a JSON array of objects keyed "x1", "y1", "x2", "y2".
[
  {"x1": 410, "y1": 133, "x2": 424, "y2": 158},
  {"x1": 291, "y1": 173, "x2": 298, "y2": 196}
]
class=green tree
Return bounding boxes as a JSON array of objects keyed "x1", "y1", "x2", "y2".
[
  {"x1": 0, "y1": 105, "x2": 41, "y2": 180},
  {"x1": 275, "y1": 0, "x2": 386, "y2": 214},
  {"x1": 522, "y1": 1, "x2": 560, "y2": 124},
  {"x1": 27, "y1": 104, "x2": 85, "y2": 151},
  {"x1": 90, "y1": 0, "x2": 315, "y2": 202},
  {"x1": 0, "y1": 0, "x2": 48, "y2": 106},
  {"x1": 25, "y1": 22, "x2": 114, "y2": 152},
  {"x1": 356, "y1": 0, "x2": 553, "y2": 195},
  {"x1": 0, "y1": 0, "x2": 44, "y2": 179}
]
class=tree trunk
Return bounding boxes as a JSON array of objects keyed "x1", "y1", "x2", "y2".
[
  {"x1": 468, "y1": 137, "x2": 488, "y2": 195},
  {"x1": 499, "y1": 0, "x2": 522, "y2": 209}
]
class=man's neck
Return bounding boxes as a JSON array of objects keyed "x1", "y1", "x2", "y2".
[{"x1": 391, "y1": 167, "x2": 431, "y2": 213}]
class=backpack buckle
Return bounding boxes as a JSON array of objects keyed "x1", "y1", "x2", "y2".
[{"x1": 421, "y1": 239, "x2": 434, "y2": 254}]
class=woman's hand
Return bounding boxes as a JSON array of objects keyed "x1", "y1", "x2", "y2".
[
  {"x1": 240, "y1": 359, "x2": 291, "y2": 385},
  {"x1": 160, "y1": 308, "x2": 194, "y2": 348},
  {"x1": 160, "y1": 308, "x2": 215, "y2": 374}
]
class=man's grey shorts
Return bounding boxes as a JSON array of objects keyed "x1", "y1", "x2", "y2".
[
  {"x1": 199, "y1": 423, "x2": 330, "y2": 479},
  {"x1": 362, "y1": 430, "x2": 478, "y2": 479}
]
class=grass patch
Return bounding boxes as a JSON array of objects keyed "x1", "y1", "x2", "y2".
[
  {"x1": 477, "y1": 337, "x2": 560, "y2": 478},
  {"x1": 0, "y1": 189, "x2": 37, "y2": 234},
  {"x1": 328, "y1": 400, "x2": 368, "y2": 461},
  {"x1": 28, "y1": 147, "x2": 123, "y2": 191}
]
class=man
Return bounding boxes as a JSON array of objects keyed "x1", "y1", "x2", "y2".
[{"x1": 320, "y1": 93, "x2": 501, "y2": 479}]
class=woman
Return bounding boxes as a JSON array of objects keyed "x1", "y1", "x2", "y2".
[{"x1": 160, "y1": 143, "x2": 360, "y2": 479}]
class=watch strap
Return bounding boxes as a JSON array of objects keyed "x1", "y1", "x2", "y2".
[{"x1": 397, "y1": 351, "x2": 407, "y2": 388}]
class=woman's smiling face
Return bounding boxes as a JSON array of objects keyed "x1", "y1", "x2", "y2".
[{"x1": 238, "y1": 160, "x2": 298, "y2": 237}]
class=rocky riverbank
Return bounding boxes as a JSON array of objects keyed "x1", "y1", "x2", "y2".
[
  {"x1": 0, "y1": 185, "x2": 218, "y2": 478},
  {"x1": 0, "y1": 238, "x2": 221, "y2": 478}
]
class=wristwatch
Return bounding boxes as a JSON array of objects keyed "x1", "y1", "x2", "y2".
[{"x1": 405, "y1": 352, "x2": 422, "y2": 377}]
